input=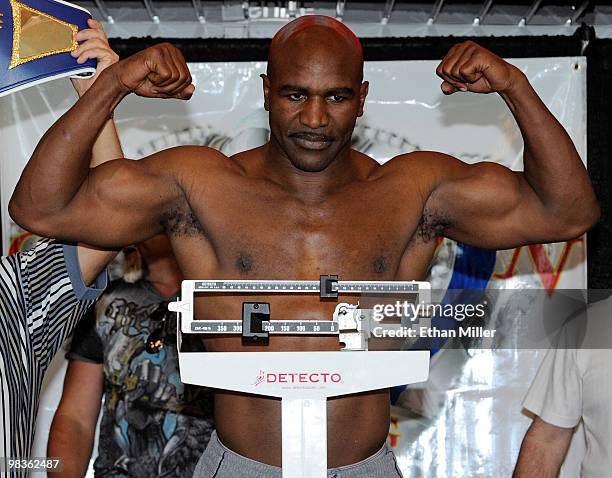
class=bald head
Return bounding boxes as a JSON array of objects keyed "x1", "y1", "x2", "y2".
[
  {"x1": 261, "y1": 15, "x2": 369, "y2": 173},
  {"x1": 268, "y1": 15, "x2": 364, "y2": 82}
]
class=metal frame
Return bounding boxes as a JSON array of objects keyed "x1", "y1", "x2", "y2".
[
  {"x1": 427, "y1": 0, "x2": 446, "y2": 26},
  {"x1": 473, "y1": 0, "x2": 494, "y2": 25},
  {"x1": 519, "y1": 0, "x2": 543, "y2": 26},
  {"x1": 142, "y1": 0, "x2": 160, "y2": 23},
  {"x1": 192, "y1": 0, "x2": 205, "y2": 23},
  {"x1": 88, "y1": 0, "x2": 601, "y2": 30},
  {"x1": 93, "y1": 0, "x2": 113, "y2": 23},
  {"x1": 335, "y1": 0, "x2": 346, "y2": 20},
  {"x1": 381, "y1": 0, "x2": 395, "y2": 24},
  {"x1": 568, "y1": 0, "x2": 591, "y2": 25}
]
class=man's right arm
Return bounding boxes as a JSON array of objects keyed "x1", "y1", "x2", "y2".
[
  {"x1": 48, "y1": 360, "x2": 104, "y2": 477},
  {"x1": 9, "y1": 44, "x2": 196, "y2": 248},
  {"x1": 513, "y1": 416, "x2": 575, "y2": 478}
]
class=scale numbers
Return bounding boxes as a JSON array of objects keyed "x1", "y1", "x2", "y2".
[{"x1": 192, "y1": 320, "x2": 338, "y2": 334}]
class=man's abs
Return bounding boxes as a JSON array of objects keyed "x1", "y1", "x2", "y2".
[{"x1": 213, "y1": 387, "x2": 391, "y2": 468}]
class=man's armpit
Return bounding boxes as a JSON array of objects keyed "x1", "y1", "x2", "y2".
[
  {"x1": 161, "y1": 207, "x2": 205, "y2": 238},
  {"x1": 417, "y1": 207, "x2": 452, "y2": 242}
]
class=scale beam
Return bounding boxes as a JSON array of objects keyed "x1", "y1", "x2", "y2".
[{"x1": 169, "y1": 278, "x2": 431, "y2": 348}]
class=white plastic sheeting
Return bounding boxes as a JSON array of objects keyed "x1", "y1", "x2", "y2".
[{"x1": 0, "y1": 57, "x2": 587, "y2": 476}]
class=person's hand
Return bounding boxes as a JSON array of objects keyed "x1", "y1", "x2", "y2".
[
  {"x1": 70, "y1": 19, "x2": 119, "y2": 97},
  {"x1": 436, "y1": 41, "x2": 525, "y2": 95},
  {"x1": 110, "y1": 43, "x2": 195, "y2": 100}
]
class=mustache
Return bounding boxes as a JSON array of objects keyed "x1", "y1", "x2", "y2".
[{"x1": 289, "y1": 131, "x2": 334, "y2": 142}]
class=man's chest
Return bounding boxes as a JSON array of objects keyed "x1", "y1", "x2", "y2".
[{"x1": 168, "y1": 178, "x2": 431, "y2": 279}]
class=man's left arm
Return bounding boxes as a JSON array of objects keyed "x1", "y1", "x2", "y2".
[{"x1": 418, "y1": 42, "x2": 599, "y2": 249}]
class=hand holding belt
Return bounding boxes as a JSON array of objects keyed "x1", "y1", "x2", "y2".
[{"x1": 0, "y1": 0, "x2": 96, "y2": 97}]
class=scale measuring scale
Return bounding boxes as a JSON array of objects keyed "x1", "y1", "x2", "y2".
[{"x1": 170, "y1": 276, "x2": 431, "y2": 478}]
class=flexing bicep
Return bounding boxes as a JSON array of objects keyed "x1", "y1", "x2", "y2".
[
  {"x1": 424, "y1": 156, "x2": 582, "y2": 249},
  {"x1": 72, "y1": 157, "x2": 178, "y2": 245},
  {"x1": 12, "y1": 153, "x2": 182, "y2": 248}
]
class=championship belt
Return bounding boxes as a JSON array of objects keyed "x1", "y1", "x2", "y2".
[{"x1": 0, "y1": 0, "x2": 96, "y2": 97}]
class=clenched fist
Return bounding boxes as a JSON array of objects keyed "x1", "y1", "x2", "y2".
[
  {"x1": 111, "y1": 43, "x2": 195, "y2": 100},
  {"x1": 436, "y1": 41, "x2": 525, "y2": 95}
]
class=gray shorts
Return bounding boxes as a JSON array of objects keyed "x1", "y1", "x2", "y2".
[{"x1": 193, "y1": 430, "x2": 404, "y2": 477}]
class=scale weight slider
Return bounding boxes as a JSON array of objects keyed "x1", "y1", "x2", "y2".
[{"x1": 242, "y1": 302, "x2": 271, "y2": 344}]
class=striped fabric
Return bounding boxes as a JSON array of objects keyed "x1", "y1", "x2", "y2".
[{"x1": 0, "y1": 239, "x2": 106, "y2": 476}]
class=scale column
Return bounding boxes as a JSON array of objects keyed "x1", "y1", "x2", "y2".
[{"x1": 281, "y1": 397, "x2": 328, "y2": 478}]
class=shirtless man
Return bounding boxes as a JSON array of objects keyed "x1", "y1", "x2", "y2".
[{"x1": 10, "y1": 15, "x2": 598, "y2": 477}]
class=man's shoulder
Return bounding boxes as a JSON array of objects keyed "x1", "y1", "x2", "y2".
[
  {"x1": 150, "y1": 145, "x2": 229, "y2": 167},
  {"x1": 371, "y1": 150, "x2": 457, "y2": 180},
  {"x1": 388, "y1": 150, "x2": 457, "y2": 167},
  {"x1": 151, "y1": 145, "x2": 245, "y2": 179}
]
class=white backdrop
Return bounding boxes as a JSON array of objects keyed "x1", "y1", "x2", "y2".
[{"x1": 0, "y1": 57, "x2": 588, "y2": 476}]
